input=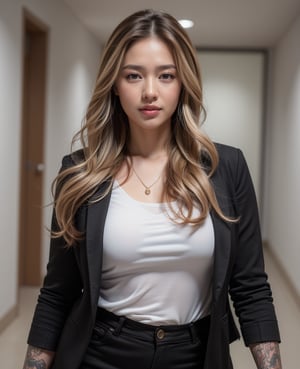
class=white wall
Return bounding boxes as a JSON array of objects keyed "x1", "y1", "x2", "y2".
[
  {"x1": 0, "y1": 0, "x2": 101, "y2": 322},
  {"x1": 199, "y1": 51, "x2": 265, "y2": 205},
  {"x1": 0, "y1": 0, "x2": 23, "y2": 323},
  {"x1": 264, "y1": 13, "x2": 300, "y2": 297}
]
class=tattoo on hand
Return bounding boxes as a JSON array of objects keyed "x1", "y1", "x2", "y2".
[
  {"x1": 251, "y1": 342, "x2": 282, "y2": 369},
  {"x1": 24, "y1": 346, "x2": 47, "y2": 369}
]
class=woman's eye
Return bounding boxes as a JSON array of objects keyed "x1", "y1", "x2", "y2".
[
  {"x1": 126, "y1": 74, "x2": 141, "y2": 81},
  {"x1": 160, "y1": 73, "x2": 175, "y2": 81}
]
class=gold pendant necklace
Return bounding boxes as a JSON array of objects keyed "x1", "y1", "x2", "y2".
[{"x1": 131, "y1": 165, "x2": 162, "y2": 195}]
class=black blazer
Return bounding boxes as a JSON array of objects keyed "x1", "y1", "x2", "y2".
[{"x1": 28, "y1": 143, "x2": 280, "y2": 369}]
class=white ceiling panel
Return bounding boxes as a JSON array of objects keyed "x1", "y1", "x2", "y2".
[{"x1": 63, "y1": 0, "x2": 300, "y2": 47}]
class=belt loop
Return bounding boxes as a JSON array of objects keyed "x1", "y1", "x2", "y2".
[
  {"x1": 113, "y1": 316, "x2": 126, "y2": 336},
  {"x1": 189, "y1": 323, "x2": 197, "y2": 343}
]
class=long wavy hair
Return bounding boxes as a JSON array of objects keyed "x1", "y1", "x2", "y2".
[{"x1": 53, "y1": 9, "x2": 231, "y2": 246}]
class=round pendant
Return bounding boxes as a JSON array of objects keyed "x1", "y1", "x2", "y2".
[{"x1": 145, "y1": 188, "x2": 151, "y2": 195}]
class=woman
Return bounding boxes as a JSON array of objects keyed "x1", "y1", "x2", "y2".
[{"x1": 23, "y1": 9, "x2": 281, "y2": 369}]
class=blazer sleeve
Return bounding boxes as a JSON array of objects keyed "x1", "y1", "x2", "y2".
[
  {"x1": 225, "y1": 147, "x2": 281, "y2": 346},
  {"x1": 27, "y1": 154, "x2": 84, "y2": 351}
]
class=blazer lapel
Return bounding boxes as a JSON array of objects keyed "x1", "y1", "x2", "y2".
[
  {"x1": 210, "y1": 173, "x2": 233, "y2": 304},
  {"x1": 211, "y1": 212, "x2": 232, "y2": 303},
  {"x1": 85, "y1": 182, "x2": 112, "y2": 313}
]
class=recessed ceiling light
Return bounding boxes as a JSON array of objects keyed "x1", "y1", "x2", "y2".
[{"x1": 178, "y1": 19, "x2": 194, "y2": 29}]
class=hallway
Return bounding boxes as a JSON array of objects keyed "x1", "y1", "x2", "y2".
[
  {"x1": 1, "y1": 2, "x2": 300, "y2": 369},
  {"x1": 0, "y1": 247, "x2": 299, "y2": 368}
]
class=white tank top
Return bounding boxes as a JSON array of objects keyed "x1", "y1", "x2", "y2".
[{"x1": 98, "y1": 181, "x2": 215, "y2": 325}]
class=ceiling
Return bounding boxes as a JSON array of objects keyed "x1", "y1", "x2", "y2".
[{"x1": 63, "y1": 0, "x2": 300, "y2": 48}]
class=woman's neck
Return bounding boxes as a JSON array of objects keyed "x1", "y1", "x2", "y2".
[{"x1": 127, "y1": 128, "x2": 171, "y2": 159}]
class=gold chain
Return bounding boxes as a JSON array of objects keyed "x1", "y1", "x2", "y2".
[{"x1": 131, "y1": 165, "x2": 162, "y2": 195}]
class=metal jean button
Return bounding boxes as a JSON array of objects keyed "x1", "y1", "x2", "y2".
[{"x1": 156, "y1": 328, "x2": 165, "y2": 340}]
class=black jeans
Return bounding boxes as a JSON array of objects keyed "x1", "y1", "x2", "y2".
[{"x1": 80, "y1": 308, "x2": 210, "y2": 369}]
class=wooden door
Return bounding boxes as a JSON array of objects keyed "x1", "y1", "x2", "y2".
[{"x1": 19, "y1": 11, "x2": 48, "y2": 286}]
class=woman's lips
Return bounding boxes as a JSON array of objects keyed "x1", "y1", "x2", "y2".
[{"x1": 139, "y1": 106, "x2": 161, "y2": 118}]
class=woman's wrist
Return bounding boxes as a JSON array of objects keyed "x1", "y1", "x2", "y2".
[
  {"x1": 249, "y1": 341, "x2": 282, "y2": 369},
  {"x1": 23, "y1": 345, "x2": 55, "y2": 369}
]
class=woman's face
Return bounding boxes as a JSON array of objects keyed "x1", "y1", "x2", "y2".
[{"x1": 115, "y1": 36, "x2": 182, "y2": 135}]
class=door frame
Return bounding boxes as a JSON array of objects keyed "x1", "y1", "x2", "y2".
[{"x1": 18, "y1": 8, "x2": 48, "y2": 287}]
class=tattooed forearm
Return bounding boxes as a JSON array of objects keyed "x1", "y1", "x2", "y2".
[
  {"x1": 23, "y1": 347, "x2": 46, "y2": 369},
  {"x1": 250, "y1": 342, "x2": 282, "y2": 369},
  {"x1": 23, "y1": 345, "x2": 55, "y2": 369}
]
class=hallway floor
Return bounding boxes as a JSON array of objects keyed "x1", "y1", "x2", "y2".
[{"x1": 0, "y1": 247, "x2": 299, "y2": 368}]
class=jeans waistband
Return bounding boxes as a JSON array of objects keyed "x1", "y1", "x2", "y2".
[{"x1": 96, "y1": 307, "x2": 210, "y2": 344}]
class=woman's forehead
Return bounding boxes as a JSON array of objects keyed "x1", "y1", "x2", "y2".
[{"x1": 122, "y1": 37, "x2": 175, "y2": 65}]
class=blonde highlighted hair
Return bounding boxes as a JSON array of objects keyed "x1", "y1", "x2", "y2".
[{"x1": 53, "y1": 9, "x2": 230, "y2": 245}]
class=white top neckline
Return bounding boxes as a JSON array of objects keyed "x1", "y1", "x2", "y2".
[{"x1": 114, "y1": 179, "x2": 176, "y2": 207}]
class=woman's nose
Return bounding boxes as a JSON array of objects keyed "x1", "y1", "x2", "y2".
[{"x1": 142, "y1": 78, "x2": 158, "y2": 101}]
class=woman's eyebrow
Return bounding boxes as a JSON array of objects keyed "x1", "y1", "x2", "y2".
[{"x1": 122, "y1": 64, "x2": 177, "y2": 71}]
